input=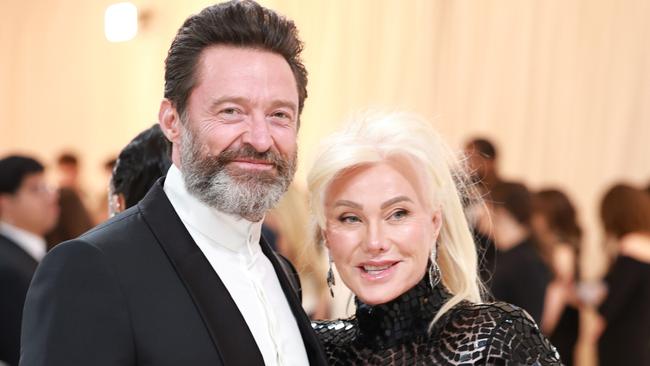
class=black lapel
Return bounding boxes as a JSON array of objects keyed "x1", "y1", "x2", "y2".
[
  {"x1": 138, "y1": 179, "x2": 265, "y2": 366},
  {"x1": 260, "y1": 239, "x2": 329, "y2": 366}
]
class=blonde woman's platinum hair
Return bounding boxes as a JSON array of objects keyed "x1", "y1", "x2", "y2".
[{"x1": 307, "y1": 110, "x2": 485, "y2": 323}]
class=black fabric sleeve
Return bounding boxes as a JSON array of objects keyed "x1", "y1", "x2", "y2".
[
  {"x1": 20, "y1": 240, "x2": 134, "y2": 366},
  {"x1": 488, "y1": 305, "x2": 562, "y2": 365},
  {"x1": 598, "y1": 255, "x2": 640, "y2": 323}
]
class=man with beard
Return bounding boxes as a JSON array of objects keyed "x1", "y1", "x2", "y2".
[{"x1": 20, "y1": 2, "x2": 327, "y2": 366}]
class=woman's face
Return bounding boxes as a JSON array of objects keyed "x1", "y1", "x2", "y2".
[{"x1": 323, "y1": 161, "x2": 441, "y2": 305}]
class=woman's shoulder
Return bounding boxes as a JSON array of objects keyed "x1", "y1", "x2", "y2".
[
  {"x1": 438, "y1": 301, "x2": 562, "y2": 365},
  {"x1": 312, "y1": 317, "x2": 358, "y2": 346},
  {"x1": 448, "y1": 299, "x2": 537, "y2": 322},
  {"x1": 619, "y1": 233, "x2": 650, "y2": 264}
]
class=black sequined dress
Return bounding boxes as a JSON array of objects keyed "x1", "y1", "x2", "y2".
[{"x1": 313, "y1": 277, "x2": 562, "y2": 365}]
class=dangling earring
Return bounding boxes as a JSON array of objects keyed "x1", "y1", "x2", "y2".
[
  {"x1": 428, "y1": 245, "x2": 441, "y2": 289},
  {"x1": 428, "y1": 261, "x2": 441, "y2": 289},
  {"x1": 327, "y1": 255, "x2": 336, "y2": 298}
]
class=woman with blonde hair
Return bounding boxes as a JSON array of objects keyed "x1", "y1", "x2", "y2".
[{"x1": 309, "y1": 111, "x2": 560, "y2": 365}]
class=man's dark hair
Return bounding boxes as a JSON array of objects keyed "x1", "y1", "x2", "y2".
[
  {"x1": 490, "y1": 181, "x2": 532, "y2": 226},
  {"x1": 164, "y1": 0, "x2": 307, "y2": 120},
  {"x1": 57, "y1": 152, "x2": 79, "y2": 166},
  {"x1": 467, "y1": 138, "x2": 497, "y2": 160},
  {"x1": 0, "y1": 155, "x2": 45, "y2": 194},
  {"x1": 111, "y1": 124, "x2": 172, "y2": 209}
]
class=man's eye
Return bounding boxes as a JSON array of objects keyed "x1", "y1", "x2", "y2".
[{"x1": 222, "y1": 108, "x2": 239, "y2": 115}]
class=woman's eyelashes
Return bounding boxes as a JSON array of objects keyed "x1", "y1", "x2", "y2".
[
  {"x1": 336, "y1": 208, "x2": 411, "y2": 224},
  {"x1": 338, "y1": 214, "x2": 361, "y2": 224},
  {"x1": 387, "y1": 208, "x2": 409, "y2": 221}
]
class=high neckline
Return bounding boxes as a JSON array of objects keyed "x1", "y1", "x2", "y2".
[{"x1": 354, "y1": 274, "x2": 451, "y2": 350}]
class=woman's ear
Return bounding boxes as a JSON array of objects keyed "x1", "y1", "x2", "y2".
[{"x1": 432, "y1": 209, "x2": 443, "y2": 239}]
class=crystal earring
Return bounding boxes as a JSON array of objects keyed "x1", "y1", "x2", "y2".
[
  {"x1": 327, "y1": 255, "x2": 335, "y2": 297},
  {"x1": 428, "y1": 246, "x2": 441, "y2": 289}
]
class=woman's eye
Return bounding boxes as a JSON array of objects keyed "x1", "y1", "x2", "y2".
[
  {"x1": 389, "y1": 209, "x2": 409, "y2": 221},
  {"x1": 339, "y1": 215, "x2": 361, "y2": 224}
]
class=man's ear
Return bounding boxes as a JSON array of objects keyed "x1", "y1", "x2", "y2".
[
  {"x1": 159, "y1": 99, "x2": 182, "y2": 145},
  {"x1": 117, "y1": 194, "x2": 126, "y2": 214}
]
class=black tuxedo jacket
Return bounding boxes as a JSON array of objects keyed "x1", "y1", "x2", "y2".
[
  {"x1": 20, "y1": 179, "x2": 327, "y2": 366},
  {"x1": 0, "y1": 233, "x2": 38, "y2": 366}
]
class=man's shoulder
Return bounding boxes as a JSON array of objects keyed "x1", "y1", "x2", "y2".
[{"x1": 53, "y1": 204, "x2": 158, "y2": 261}]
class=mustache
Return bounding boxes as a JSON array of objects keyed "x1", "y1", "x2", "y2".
[{"x1": 216, "y1": 145, "x2": 286, "y2": 167}]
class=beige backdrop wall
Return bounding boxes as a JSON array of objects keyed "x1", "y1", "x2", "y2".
[{"x1": 2, "y1": 0, "x2": 650, "y2": 275}]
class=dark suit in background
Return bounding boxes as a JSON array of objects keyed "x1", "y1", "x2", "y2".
[
  {"x1": 0, "y1": 234, "x2": 37, "y2": 366},
  {"x1": 20, "y1": 181, "x2": 327, "y2": 366}
]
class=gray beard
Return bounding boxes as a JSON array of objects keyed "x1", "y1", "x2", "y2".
[{"x1": 179, "y1": 125, "x2": 296, "y2": 222}]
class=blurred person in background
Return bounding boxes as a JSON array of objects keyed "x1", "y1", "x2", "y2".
[
  {"x1": 0, "y1": 155, "x2": 58, "y2": 366},
  {"x1": 45, "y1": 152, "x2": 94, "y2": 250},
  {"x1": 488, "y1": 181, "x2": 551, "y2": 324},
  {"x1": 464, "y1": 137, "x2": 502, "y2": 195},
  {"x1": 92, "y1": 158, "x2": 117, "y2": 224},
  {"x1": 463, "y1": 137, "x2": 501, "y2": 286},
  {"x1": 591, "y1": 184, "x2": 650, "y2": 366},
  {"x1": 56, "y1": 153, "x2": 82, "y2": 192},
  {"x1": 264, "y1": 185, "x2": 329, "y2": 319},
  {"x1": 532, "y1": 189, "x2": 582, "y2": 366},
  {"x1": 108, "y1": 124, "x2": 171, "y2": 216}
]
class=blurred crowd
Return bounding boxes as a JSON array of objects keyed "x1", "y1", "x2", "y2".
[{"x1": 1, "y1": 131, "x2": 648, "y2": 366}]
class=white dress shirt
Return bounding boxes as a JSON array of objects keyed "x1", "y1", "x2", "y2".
[
  {"x1": 163, "y1": 165, "x2": 309, "y2": 366},
  {"x1": 0, "y1": 221, "x2": 46, "y2": 261}
]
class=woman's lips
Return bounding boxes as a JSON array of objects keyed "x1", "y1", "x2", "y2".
[{"x1": 357, "y1": 261, "x2": 400, "y2": 281}]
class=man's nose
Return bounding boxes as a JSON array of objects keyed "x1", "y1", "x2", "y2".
[{"x1": 242, "y1": 113, "x2": 273, "y2": 152}]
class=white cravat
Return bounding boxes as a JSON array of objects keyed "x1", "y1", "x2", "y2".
[
  {"x1": 0, "y1": 221, "x2": 46, "y2": 261},
  {"x1": 163, "y1": 165, "x2": 309, "y2": 366}
]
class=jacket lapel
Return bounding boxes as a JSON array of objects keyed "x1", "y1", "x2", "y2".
[
  {"x1": 138, "y1": 179, "x2": 265, "y2": 366},
  {"x1": 260, "y1": 238, "x2": 329, "y2": 366}
]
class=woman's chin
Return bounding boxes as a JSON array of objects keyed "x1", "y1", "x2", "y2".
[{"x1": 353, "y1": 283, "x2": 403, "y2": 306}]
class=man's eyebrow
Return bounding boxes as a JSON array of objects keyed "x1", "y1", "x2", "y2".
[
  {"x1": 207, "y1": 97, "x2": 298, "y2": 113},
  {"x1": 208, "y1": 96, "x2": 249, "y2": 111},
  {"x1": 269, "y1": 99, "x2": 298, "y2": 112},
  {"x1": 333, "y1": 200, "x2": 362, "y2": 209},
  {"x1": 380, "y1": 196, "x2": 413, "y2": 209}
]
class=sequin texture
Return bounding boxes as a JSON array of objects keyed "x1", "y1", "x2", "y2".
[{"x1": 312, "y1": 277, "x2": 562, "y2": 365}]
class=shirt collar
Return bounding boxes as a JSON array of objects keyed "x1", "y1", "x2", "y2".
[
  {"x1": 0, "y1": 221, "x2": 47, "y2": 261},
  {"x1": 163, "y1": 164, "x2": 263, "y2": 252}
]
